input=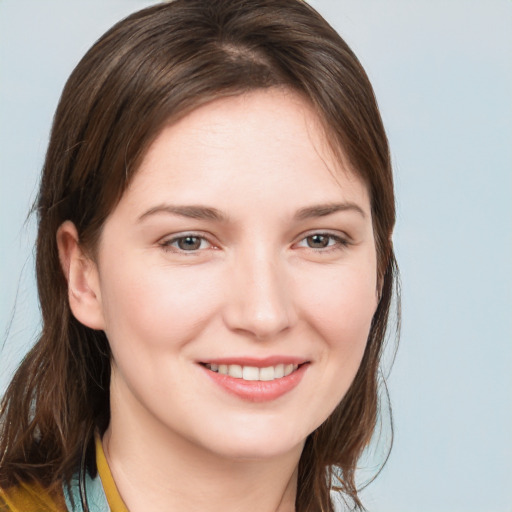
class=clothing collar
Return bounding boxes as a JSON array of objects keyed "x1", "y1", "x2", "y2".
[{"x1": 63, "y1": 434, "x2": 128, "y2": 512}]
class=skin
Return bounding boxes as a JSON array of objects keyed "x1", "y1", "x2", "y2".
[{"x1": 57, "y1": 88, "x2": 378, "y2": 512}]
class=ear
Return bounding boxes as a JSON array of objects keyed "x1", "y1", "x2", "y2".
[{"x1": 56, "y1": 221, "x2": 106, "y2": 330}]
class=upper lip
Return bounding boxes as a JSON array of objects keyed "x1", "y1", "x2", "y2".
[{"x1": 199, "y1": 356, "x2": 309, "y2": 367}]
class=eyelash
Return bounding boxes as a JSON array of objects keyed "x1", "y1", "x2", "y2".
[
  {"x1": 295, "y1": 233, "x2": 349, "y2": 252},
  {"x1": 160, "y1": 233, "x2": 213, "y2": 253},
  {"x1": 159, "y1": 232, "x2": 349, "y2": 254}
]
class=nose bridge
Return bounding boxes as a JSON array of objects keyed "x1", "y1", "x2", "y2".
[{"x1": 223, "y1": 243, "x2": 294, "y2": 339}]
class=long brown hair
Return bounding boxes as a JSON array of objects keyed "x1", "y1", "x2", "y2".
[{"x1": 0, "y1": 1, "x2": 399, "y2": 510}]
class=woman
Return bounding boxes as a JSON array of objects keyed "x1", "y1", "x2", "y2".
[{"x1": 0, "y1": 0, "x2": 398, "y2": 511}]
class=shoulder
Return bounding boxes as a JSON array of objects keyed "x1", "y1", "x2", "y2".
[{"x1": 0, "y1": 481, "x2": 65, "y2": 512}]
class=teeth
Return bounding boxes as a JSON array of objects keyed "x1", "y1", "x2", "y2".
[
  {"x1": 284, "y1": 364, "x2": 295, "y2": 377},
  {"x1": 228, "y1": 364, "x2": 243, "y2": 378},
  {"x1": 259, "y1": 366, "x2": 275, "y2": 381},
  {"x1": 207, "y1": 363, "x2": 300, "y2": 381},
  {"x1": 274, "y1": 364, "x2": 284, "y2": 379},
  {"x1": 242, "y1": 366, "x2": 259, "y2": 381}
]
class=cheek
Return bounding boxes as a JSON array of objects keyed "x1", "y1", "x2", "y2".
[
  {"x1": 297, "y1": 258, "x2": 378, "y2": 403},
  {"x1": 300, "y1": 262, "x2": 377, "y2": 343},
  {"x1": 282, "y1": 260, "x2": 378, "y2": 436},
  {"x1": 98, "y1": 258, "x2": 221, "y2": 357}
]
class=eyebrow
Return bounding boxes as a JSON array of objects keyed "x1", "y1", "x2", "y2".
[
  {"x1": 294, "y1": 202, "x2": 366, "y2": 220},
  {"x1": 138, "y1": 201, "x2": 366, "y2": 224},
  {"x1": 138, "y1": 204, "x2": 228, "y2": 223}
]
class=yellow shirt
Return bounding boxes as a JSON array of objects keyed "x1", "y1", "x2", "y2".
[
  {"x1": 0, "y1": 436, "x2": 128, "y2": 512},
  {"x1": 94, "y1": 435, "x2": 128, "y2": 512}
]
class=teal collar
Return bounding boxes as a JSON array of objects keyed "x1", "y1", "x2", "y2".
[{"x1": 63, "y1": 470, "x2": 110, "y2": 512}]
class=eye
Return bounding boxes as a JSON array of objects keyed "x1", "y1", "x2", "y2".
[
  {"x1": 296, "y1": 233, "x2": 348, "y2": 250},
  {"x1": 161, "y1": 234, "x2": 212, "y2": 252}
]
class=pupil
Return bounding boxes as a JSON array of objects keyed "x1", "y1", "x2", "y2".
[
  {"x1": 308, "y1": 235, "x2": 328, "y2": 248},
  {"x1": 178, "y1": 237, "x2": 201, "y2": 250}
]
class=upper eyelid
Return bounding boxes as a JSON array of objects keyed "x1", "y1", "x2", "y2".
[
  {"x1": 159, "y1": 232, "x2": 215, "y2": 250},
  {"x1": 294, "y1": 229, "x2": 351, "y2": 243},
  {"x1": 157, "y1": 229, "x2": 351, "y2": 248},
  {"x1": 160, "y1": 231, "x2": 211, "y2": 242},
  {"x1": 295, "y1": 234, "x2": 348, "y2": 247}
]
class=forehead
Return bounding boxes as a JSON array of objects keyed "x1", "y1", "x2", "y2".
[{"x1": 123, "y1": 88, "x2": 370, "y2": 216}]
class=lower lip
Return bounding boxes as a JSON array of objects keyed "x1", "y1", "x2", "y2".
[{"x1": 200, "y1": 364, "x2": 309, "y2": 402}]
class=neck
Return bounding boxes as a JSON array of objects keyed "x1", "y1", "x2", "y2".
[{"x1": 103, "y1": 382, "x2": 301, "y2": 512}]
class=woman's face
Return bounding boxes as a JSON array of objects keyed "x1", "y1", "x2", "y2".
[{"x1": 89, "y1": 89, "x2": 378, "y2": 459}]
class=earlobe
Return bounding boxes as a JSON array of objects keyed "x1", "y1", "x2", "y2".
[{"x1": 56, "y1": 221, "x2": 106, "y2": 330}]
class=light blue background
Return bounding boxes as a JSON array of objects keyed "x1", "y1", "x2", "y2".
[{"x1": 1, "y1": 1, "x2": 511, "y2": 511}]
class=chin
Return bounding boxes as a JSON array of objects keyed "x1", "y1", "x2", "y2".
[
  {"x1": 189, "y1": 416, "x2": 310, "y2": 461},
  {"x1": 204, "y1": 437, "x2": 305, "y2": 462}
]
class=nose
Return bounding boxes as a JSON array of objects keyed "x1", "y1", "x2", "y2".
[{"x1": 222, "y1": 247, "x2": 296, "y2": 340}]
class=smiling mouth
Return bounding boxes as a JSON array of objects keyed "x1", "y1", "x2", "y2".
[{"x1": 202, "y1": 363, "x2": 304, "y2": 382}]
